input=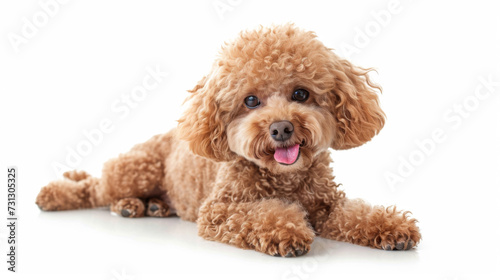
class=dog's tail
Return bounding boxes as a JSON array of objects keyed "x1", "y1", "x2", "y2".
[{"x1": 36, "y1": 170, "x2": 109, "y2": 211}]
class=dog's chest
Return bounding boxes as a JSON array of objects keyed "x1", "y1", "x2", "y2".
[
  {"x1": 217, "y1": 158, "x2": 338, "y2": 208},
  {"x1": 257, "y1": 172, "x2": 330, "y2": 203}
]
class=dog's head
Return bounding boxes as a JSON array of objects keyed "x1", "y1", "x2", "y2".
[{"x1": 177, "y1": 24, "x2": 385, "y2": 173}]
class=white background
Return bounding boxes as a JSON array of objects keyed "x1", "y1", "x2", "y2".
[{"x1": 1, "y1": 0, "x2": 499, "y2": 279}]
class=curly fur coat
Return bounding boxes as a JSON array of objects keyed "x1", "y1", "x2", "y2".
[{"x1": 36, "y1": 24, "x2": 421, "y2": 257}]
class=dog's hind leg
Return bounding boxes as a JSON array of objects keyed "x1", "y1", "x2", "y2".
[
  {"x1": 37, "y1": 133, "x2": 173, "y2": 214},
  {"x1": 99, "y1": 149, "x2": 165, "y2": 205},
  {"x1": 36, "y1": 171, "x2": 105, "y2": 211},
  {"x1": 37, "y1": 149, "x2": 165, "y2": 214}
]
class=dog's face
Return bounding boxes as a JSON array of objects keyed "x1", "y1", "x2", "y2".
[{"x1": 178, "y1": 24, "x2": 385, "y2": 173}]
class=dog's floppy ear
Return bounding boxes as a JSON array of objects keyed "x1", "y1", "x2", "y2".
[
  {"x1": 329, "y1": 58, "x2": 386, "y2": 150},
  {"x1": 177, "y1": 72, "x2": 234, "y2": 161}
]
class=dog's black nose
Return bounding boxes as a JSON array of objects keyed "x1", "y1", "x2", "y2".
[{"x1": 270, "y1": 121, "x2": 294, "y2": 141}]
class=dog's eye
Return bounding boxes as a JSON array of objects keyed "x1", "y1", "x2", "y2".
[
  {"x1": 244, "y1": 95, "x2": 260, "y2": 109},
  {"x1": 292, "y1": 89, "x2": 309, "y2": 102}
]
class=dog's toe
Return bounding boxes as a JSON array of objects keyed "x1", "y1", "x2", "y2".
[
  {"x1": 273, "y1": 247, "x2": 309, "y2": 257},
  {"x1": 149, "y1": 204, "x2": 159, "y2": 212},
  {"x1": 146, "y1": 198, "x2": 170, "y2": 217},
  {"x1": 121, "y1": 209, "x2": 131, "y2": 217},
  {"x1": 405, "y1": 240, "x2": 414, "y2": 250},
  {"x1": 395, "y1": 239, "x2": 415, "y2": 250},
  {"x1": 295, "y1": 248, "x2": 308, "y2": 256},
  {"x1": 382, "y1": 238, "x2": 416, "y2": 251}
]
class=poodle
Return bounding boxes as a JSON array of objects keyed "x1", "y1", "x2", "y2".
[{"x1": 36, "y1": 24, "x2": 421, "y2": 257}]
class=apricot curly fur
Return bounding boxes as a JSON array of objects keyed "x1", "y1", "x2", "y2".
[{"x1": 36, "y1": 24, "x2": 420, "y2": 256}]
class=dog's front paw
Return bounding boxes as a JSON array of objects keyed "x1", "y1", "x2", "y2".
[
  {"x1": 373, "y1": 211, "x2": 421, "y2": 251},
  {"x1": 255, "y1": 222, "x2": 315, "y2": 257}
]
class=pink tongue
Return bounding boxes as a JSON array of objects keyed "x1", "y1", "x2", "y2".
[{"x1": 274, "y1": 144, "x2": 300, "y2": 165}]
